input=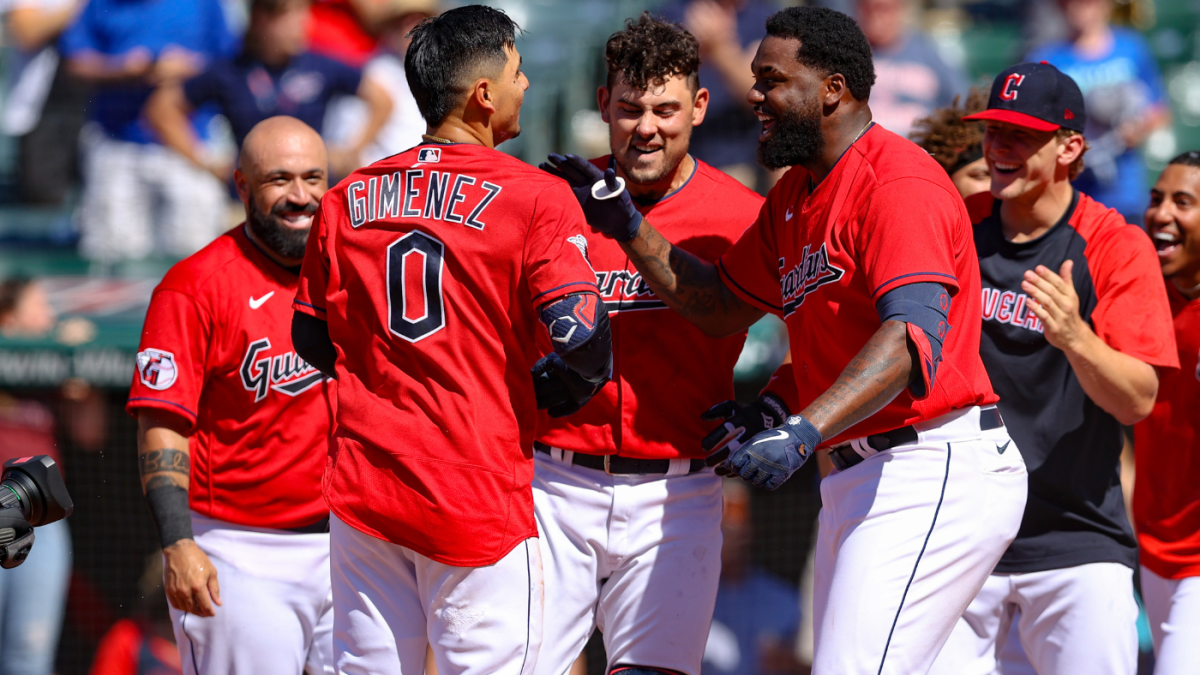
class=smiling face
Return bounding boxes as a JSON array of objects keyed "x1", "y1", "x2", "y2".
[
  {"x1": 983, "y1": 121, "x2": 1079, "y2": 201},
  {"x1": 748, "y1": 35, "x2": 827, "y2": 170},
  {"x1": 600, "y1": 74, "x2": 706, "y2": 190},
  {"x1": 1146, "y1": 163, "x2": 1200, "y2": 282},
  {"x1": 236, "y1": 118, "x2": 328, "y2": 261},
  {"x1": 487, "y1": 45, "x2": 529, "y2": 145}
]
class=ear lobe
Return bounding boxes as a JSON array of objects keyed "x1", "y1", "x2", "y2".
[{"x1": 597, "y1": 86, "x2": 611, "y2": 124}]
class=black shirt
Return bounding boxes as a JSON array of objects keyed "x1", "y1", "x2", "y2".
[{"x1": 976, "y1": 191, "x2": 1156, "y2": 572}]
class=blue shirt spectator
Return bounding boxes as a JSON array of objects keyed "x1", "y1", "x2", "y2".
[
  {"x1": 704, "y1": 570, "x2": 801, "y2": 675},
  {"x1": 859, "y1": 0, "x2": 968, "y2": 137},
  {"x1": 183, "y1": 51, "x2": 361, "y2": 145},
  {"x1": 59, "y1": 0, "x2": 236, "y2": 145},
  {"x1": 1030, "y1": 27, "x2": 1167, "y2": 223}
]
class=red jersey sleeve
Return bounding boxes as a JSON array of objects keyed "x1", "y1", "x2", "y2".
[
  {"x1": 1088, "y1": 225, "x2": 1179, "y2": 370},
  {"x1": 524, "y1": 183, "x2": 600, "y2": 307},
  {"x1": 716, "y1": 199, "x2": 783, "y2": 314},
  {"x1": 857, "y1": 178, "x2": 962, "y2": 300},
  {"x1": 294, "y1": 201, "x2": 331, "y2": 319},
  {"x1": 126, "y1": 288, "x2": 211, "y2": 431}
]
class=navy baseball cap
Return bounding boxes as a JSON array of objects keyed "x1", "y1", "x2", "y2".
[{"x1": 964, "y1": 62, "x2": 1086, "y2": 133}]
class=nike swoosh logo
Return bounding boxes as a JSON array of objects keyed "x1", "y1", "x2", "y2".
[
  {"x1": 753, "y1": 429, "x2": 790, "y2": 446},
  {"x1": 249, "y1": 291, "x2": 275, "y2": 309},
  {"x1": 996, "y1": 440, "x2": 1011, "y2": 454},
  {"x1": 785, "y1": 208, "x2": 794, "y2": 221}
]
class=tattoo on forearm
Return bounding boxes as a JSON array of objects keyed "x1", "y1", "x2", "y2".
[
  {"x1": 139, "y1": 448, "x2": 190, "y2": 477},
  {"x1": 144, "y1": 474, "x2": 184, "y2": 492},
  {"x1": 803, "y1": 321, "x2": 913, "y2": 440},
  {"x1": 627, "y1": 224, "x2": 742, "y2": 320}
]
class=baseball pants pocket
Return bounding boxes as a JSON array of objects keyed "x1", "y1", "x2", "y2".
[
  {"x1": 1140, "y1": 565, "x2": 1200, "y2": 675},
  {"x1": 331, "y1": 513, "x2": 543, "y2": 675},
  {"x1": 812, "y1": 433, "x2": 1027, "y2": 675}
]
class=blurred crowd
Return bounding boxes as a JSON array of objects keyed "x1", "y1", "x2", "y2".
[{"x1": 0, "y1": 0, "x2": 1189, "y2": 674}]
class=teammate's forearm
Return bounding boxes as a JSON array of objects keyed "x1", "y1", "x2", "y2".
[
  {"x1": 800, "y1": 320, "x2": 914, "y2": 442},
  {"x1": 619, "y1": 218, "x2": 763, "y2": 337},
  {"x1": 137, "y1": 411, "x2": 195, "y2": 548},
  {"x1": 1062, "y1": 330, "x2": 1158, "y2": 425}
]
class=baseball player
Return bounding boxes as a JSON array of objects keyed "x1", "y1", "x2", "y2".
[
  {"x1": 128, "y1": 116, "x2": 335, "y2": 674},
  {"x1": 1135, "y1": 151, "x2": 1200, "y2": 674},
  {"x1": 546, "y1": 7, "x2": 1027, "y2": 674},
  {"x1": 928, "y1": 63, "x2": 1178, "y2": 675},
  {"x1": 289, "y1": 6, "x2": 611, "y2": 674},
  {"x1": 532, "y1": 14, "x2": 764, "y2": 675}
]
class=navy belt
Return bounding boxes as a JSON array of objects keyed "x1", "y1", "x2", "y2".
[
  {"x1": 828, "y1": 407, "x2": 1004, "y2": 472},
  {"x1": 284, "y1": 515, "x2": 330, "y2": 534},
  {"x1": 534, "y1": 441, "x2": 706, "y2": 475}
]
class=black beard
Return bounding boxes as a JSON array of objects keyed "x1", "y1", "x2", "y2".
[
  {"x1": 247, "y1": 196, "x2": 314, "y2": 260},
  {"x1": 757, "y1": 101, "x2": 825, "y2": 171}
]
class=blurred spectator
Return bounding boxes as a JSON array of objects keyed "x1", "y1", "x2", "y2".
[
  {"x1": 60, "y1": 0, "x2": 237, "y2": 263},
  {"x1": 145, "y1": 0, "x2": 393, "y2": 181},
  {"x1": 703, "y1": 480, "x2": 804, "y2": 675},
  {"x1": 0, "y1": 0, "x2": 89, "y2": 204},
  {"x1": 908, "y1": 87, "x2": 990, "y2": 199},
  {"x1": 1028, "y1": 0, "x2": 1169, "y2": 225},
  {"x1": 858, "y1": 0, "x2": 968, "y2": 137},
  {"x1": 88, "y1": 555, "x2": 181, "y2": 675},
  {"x1": 0, "y1": 277, "x2": 72, "y2": 675},
  {"x1": 328, "y1": 0, "x2": 435, "y2": 166},
  {"x1": 660, "y1": 0, "x2": 775, "y2": 191},
  {"x1": 308, "y1": 0, "x2": 377, "y2": 67}
]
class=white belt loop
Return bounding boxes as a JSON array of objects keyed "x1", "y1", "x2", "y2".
[
  {"x1": 563, "y1": 450, "x2": 575, "y2": 465},
  {"x1": 550, "y1": 447, "x2": 576, "y2": 465},
  {"x1": 665, "y1": 458, "x2": 690, "y2": 476}
]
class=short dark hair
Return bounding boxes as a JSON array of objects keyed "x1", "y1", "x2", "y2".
[
  {"x1": 1169, "y1": 150, "x2": 1200, "y2": 169},
  {"x1": 605, "y1": 13, "x2": 700, "y2": 94},
  {"x1": 405, "y1": 5, "x2": 520, "y2": 127},
  {"x1": 764, "y1": 7, "x2": 876, "y2": 101}
]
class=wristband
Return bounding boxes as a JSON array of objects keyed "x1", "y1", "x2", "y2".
[
  {"x1": 785, "y1": 414, "x2": 823, "y2": 458},
  {"x1": 146, "y1": 484, "x2": 193, "y2": 548}
]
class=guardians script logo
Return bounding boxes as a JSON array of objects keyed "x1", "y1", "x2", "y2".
[
  {"x1": 780, "y1": 243, "x2": 844, "y2": 316},
  {"x1": 240, "y1": 339, "x2": 327, "y2": 402}
]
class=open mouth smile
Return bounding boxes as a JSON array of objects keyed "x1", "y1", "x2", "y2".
[{"x1": 1153, "y1": 230, "x2": 1181, "y2": 258}]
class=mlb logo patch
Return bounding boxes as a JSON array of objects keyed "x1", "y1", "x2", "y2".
[
  {"x1": 136, "y1": 348, "x2": 178, "y2": 390},
  {"x1": 418, "y1": 147, "x2": 441, "y2": 163}
]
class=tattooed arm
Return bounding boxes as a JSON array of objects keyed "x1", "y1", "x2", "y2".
[
  {"x1": 137, "y1": 409, "x2": 221, "y2": 617},
  {"x1": 803, "y1": 320, "x2": 915, "y2": 441},
  {"x1": 619, "y1": 218, "x2": 765, "y2": 338}
]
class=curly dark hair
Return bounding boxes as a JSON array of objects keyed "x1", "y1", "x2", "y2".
[
  {"x1": 909, "y1": 87, "x2": 988, "y2": 174},
  {"x1": 605, "y1": 12, "x2": 700, "y2": 93},
  {"x1": 765, "y1": 7, "x2": 875, "y2": 101}
]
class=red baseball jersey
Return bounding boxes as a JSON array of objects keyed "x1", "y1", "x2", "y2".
[
  {"x1": 1135, "y1": 285, "x2": 1200, "y2": 579},
  {"x1": 127, "y1": 226, "x2": 334, "y2": 530},
  {"x1": 294, "y1": 142, "x2": 599, "y2": 566},
  {"x1": 537, "y1": 158, "x2": 764, "y2": 459},
  {"x1": 717, "y1": 124, "x2": 997, "y2": 446}
]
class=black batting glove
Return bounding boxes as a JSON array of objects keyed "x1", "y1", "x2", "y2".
[
  {"x1": 700, "y1": 393, "x2": 790, "y2": 472},
  {"x1": 539, "y1": 153, "x2": 642, "y2": 242},
  {"x1": 531, "y1": 353, "x2": 610, "y2": 418}
]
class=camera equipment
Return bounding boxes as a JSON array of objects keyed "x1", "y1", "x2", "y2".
[{"x1": 0, "y1": 455, "x2": 73, "y2": 569}]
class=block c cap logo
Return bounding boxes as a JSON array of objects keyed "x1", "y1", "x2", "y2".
[{"x1": 999, "y1": 73, "x2": 1025, "y2": 101}]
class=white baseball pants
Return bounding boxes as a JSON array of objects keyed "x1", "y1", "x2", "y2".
[
  {"x1": 532, "y1": 452, "x2": 723, "y2": 675},
  {"x1": 929, "y1": 562, "x2": 1139, "y2": 675},
  {"x1": 329, "y1": 513, "x2": 543, "y2": 675},
  {"x1": 169, "y1": 512, "x2": 334, "y2": 675},
  {"x1": 1141, "y1": 565, "x2": 1200, "y2": 675},
  {"x1": 812, "y1": 406, "x2": 1028, "y2": 675}
]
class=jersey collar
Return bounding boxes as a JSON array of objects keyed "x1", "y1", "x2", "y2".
[
  {"x1": 991, "y1": 189, "x2": 1080, "y2": 249},
  {"x1": 808, "y1": 122, "x2": 876, "y2": 193},
  {"x1": 605, "y1": 154, "x2": 698, "y2": 207}
]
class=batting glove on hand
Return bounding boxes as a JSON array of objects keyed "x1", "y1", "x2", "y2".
[
  {"x1": 700, "y1": 393, "x2": 790, "y2": 468},
  {"x1": 531, "y1": 353, "x2": 610, "y2": 418},
  {"x1": 539, "y1": 153, "x2": 642, "y2": 242},
  {"x1": 721, "y1": 414, "x2": 822, "y2": 491}
]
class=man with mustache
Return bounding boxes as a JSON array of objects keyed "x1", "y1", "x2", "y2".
[
  {"x1": 533, "y1": 14, "x2": 764, "y2": 675},
  {"x1": 128, "y1": 116, "x2": 336, "y2": 674},
  {"x1": 545, "y1": 7, "x2": 1026, "y2": 673}
]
